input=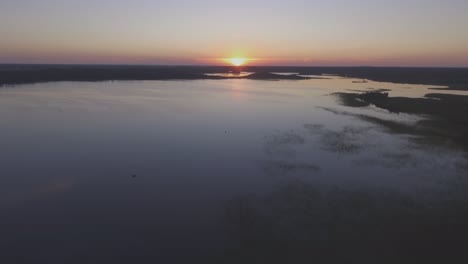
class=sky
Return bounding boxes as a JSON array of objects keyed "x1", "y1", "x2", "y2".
[{"x1": 1, "y1": 0, "x2": 467, "y2": 66}]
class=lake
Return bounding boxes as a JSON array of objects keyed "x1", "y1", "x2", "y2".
[{"x1": 1, "y1": 77, "x2": 468, "y2": 263}]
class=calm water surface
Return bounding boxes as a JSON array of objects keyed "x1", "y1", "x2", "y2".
[{"x1": 1, "y1": 78, "x2": 467, "y2": 263}]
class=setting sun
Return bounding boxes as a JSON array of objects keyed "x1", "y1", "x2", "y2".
[{"x1": 228, "y1": 58, "x2": 248, "y2": 66}]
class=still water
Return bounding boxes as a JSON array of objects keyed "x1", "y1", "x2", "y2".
[{"x1": 1, "y1": 78, "x2": 467, "y2": 263}]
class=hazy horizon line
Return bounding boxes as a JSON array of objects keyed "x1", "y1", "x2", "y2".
[{"x1": 1, "y1": 63, "x2": 467, "y2": 69}]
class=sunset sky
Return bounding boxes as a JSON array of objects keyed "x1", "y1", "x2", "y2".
[{"x1": 1, "y1": 0, "x2": 467, "y2": 66}]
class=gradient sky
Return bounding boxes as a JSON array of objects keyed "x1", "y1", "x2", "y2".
[{"x1": 1, "y1": 0, "x2": 467, "y2": 66}]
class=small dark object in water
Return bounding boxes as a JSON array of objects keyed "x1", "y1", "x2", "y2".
[{"x1": 131, "y1": 174, "x2": 137, "y2": 178}]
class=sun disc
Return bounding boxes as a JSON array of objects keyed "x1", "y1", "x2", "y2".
[{"x1": 229, "y1": 57, "x2": 248, "y2": 66}]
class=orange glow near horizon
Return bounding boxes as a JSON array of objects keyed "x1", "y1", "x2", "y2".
[
  {"x1": 1, "y1": 2, "x2": 468, "y2": 67},
  {"x1": 226, "y1": 57, "x2": 249, "y2": 66}
]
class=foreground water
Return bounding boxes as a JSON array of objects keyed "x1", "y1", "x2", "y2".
[{"x1": 1, "y1": 77, "x2": 468, "y2": 263}]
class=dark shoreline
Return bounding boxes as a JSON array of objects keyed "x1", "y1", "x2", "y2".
[
  {"x1": 334, "y1": 91, "x2": 468, "y2": 154},
  {"x1": 0, "y1": 65, "x2": 312, "y2": 86},
  {"x1": 1, "y1": 65, "x2": 468, "y2": 89}
]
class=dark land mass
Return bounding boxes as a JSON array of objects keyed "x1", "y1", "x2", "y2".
[
  {"x1": 0, "y1": 64, "x2": 312, "y2": 85},
  {"x1": 1, "y1": 65, "x2": 467, "y2": 89},
  {"x1": 292, "y1": 66, "x2": 468, "y2": 90},
  {"x1": 335, "y1": 91, "x2": 468, "y2": 153},
  {"x1": 284, "y1": 66, "x2": 468, "y2": 90}
]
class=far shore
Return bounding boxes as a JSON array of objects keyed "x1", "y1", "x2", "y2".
[{"x1": 1, "y1": 65, "x2": 467, "y2": 90}]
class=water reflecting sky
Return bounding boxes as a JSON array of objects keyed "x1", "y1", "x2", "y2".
[{"x1": 1, "y1": 78, "x2": 467, "y2": 263}]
